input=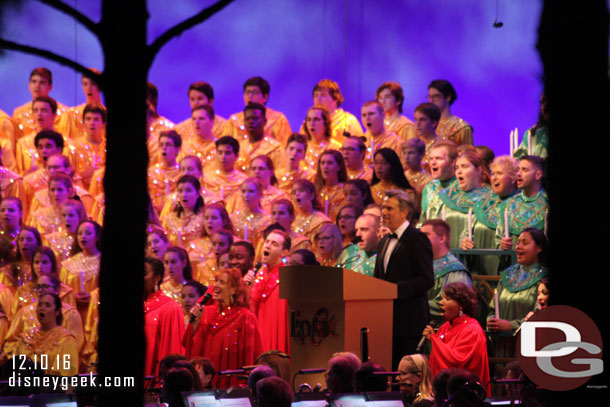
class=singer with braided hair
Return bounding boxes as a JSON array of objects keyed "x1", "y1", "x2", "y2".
[{"x1": 422, "y1": 282, "x2": 490, "y2": 394}]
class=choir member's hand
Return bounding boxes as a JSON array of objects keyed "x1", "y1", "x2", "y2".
[
  {"x1": 243, "y1": 269, "x2": 256, "y2": 286},
  {"x1": 190, "y1": 303, "x2": 203, "y2": 330},
  {"x1": 75, "y1": 291, "x2": 91, "y2": 304},
  {"x1": 422, "y1": 325, "x2": 435, "y2": 340},
  {"x1": 487, "y1": 318, "x2": 512, "y2": 332},
  {"x1": 499, "y1": 237, "x2": 513, "y2": 250},
  {"x1": 461, "y1": 237, "x2": 475, "y2": 250}
]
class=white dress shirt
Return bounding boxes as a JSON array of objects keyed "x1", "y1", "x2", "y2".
[{"x1": 383, "y1": 219, "x2": 410, "y2": 273}]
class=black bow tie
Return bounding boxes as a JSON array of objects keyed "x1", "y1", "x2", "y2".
[{"x1": 388, "y1": 233, "x2": 398, "y2": 239}]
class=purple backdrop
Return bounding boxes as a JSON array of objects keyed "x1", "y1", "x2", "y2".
[{"x1": 0, "y1": 0, "x2": 543, "y2": 156}]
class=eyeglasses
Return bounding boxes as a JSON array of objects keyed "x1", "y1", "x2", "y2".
[
  {"x1": 427, "y1": 94, "x2": 444, "y2": 101},
  {"x1": 340, "y1": 147, "x2": 359, "y2": 153},
  {"x1": 34, "y1": 284, "x2": 53, "y2": 291}
]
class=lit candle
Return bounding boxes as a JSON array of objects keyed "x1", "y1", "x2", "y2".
[
  {"x1": 509, "y1": 129, "x2": 514, "y2": 154},
  {"x1": 494, "y1": 289, "x2": 500, "y2": 320},
  {"x1": 244, "y1": 224, "x2": 248, "y2": 241},
  {"x1": 527, "y1": 130, "x2": 532, "y2": 155},
  {"x1": 371, "y1": 138, "x2": 375, "y2": 155},
  {"x1": 468, "y1": 207, "x2": 473, "y2": 240},
  {"x1": 514, "y1": 127, "x2": 519, "y2": 153},
  {"x1": 426, "y1": 207, "x2": 430, "y2": 220},
  {"x1": 441, "y1": 209, "x2": 446, "y2": 221},
  {"x1": 92, "y1": 153, "x2": 98, "y2": 168},
  {"x1": 504, "y1": 209, "x2": 509, "y2": 238},
  {"x1": 324, "y1": 196, "x2": 329, "y2": 217},
  {"x1": 80, "y1": 270, "x2": 85, "y2": 293}
]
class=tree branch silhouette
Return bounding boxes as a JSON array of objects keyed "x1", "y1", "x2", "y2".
[
  {"x1": 37, "y1": 0, "x2": 100, "y2": 37},
  {"x1": 146, "y1": 0, "x2": 235, "y2": 67},
  {"x1": 0, "y1": 38, "x2": 103, "y2": 85}
]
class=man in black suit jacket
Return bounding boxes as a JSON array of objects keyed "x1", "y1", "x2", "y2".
[{"x1": 373, "y1": 190, "x2": 434, "y2": 370}]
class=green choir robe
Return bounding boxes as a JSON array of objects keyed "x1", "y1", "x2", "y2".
[
  {"x1": 494, "y1": 190, "x2": 548, "y2": 248},
  {"x1": 336, "y1": 243, "x2": 377, "y2": 276},
  {"x1": 428, "y1": 253, "x2": 472, "y2": 325},
  {"x1": 418, "y1": 177, "x2": 457, "y2": 226},
  {"x1": 513, "y1": 126, "x2": 549, "y2": 159}
]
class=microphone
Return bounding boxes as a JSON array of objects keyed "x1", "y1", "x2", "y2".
[
  {"x1": 246, "y1": 262, "x2": 263, "y2": 286},
  {"x1": 189, "y1": 292, "x2": 212, "y2": 323},
  {"x1": 416, "y1": 321, "x2": 438, "y2": 352}
]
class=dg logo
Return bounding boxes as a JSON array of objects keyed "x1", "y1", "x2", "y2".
[{"x1": 517, "y1": 305, "x2": 603, "y2": 391}]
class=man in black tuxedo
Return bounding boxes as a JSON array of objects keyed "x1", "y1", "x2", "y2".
[{"x1": 373, "y1": 190, "x2": 434, "y2": 369}]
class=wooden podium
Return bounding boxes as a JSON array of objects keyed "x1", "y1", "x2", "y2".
[{"x1": 279, "y1": 265, "x2": 397, "y2": 388}]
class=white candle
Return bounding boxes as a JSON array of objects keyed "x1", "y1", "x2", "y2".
[
  {"x1": 80, "y1": 270, "x2": 85, "y2": 293},
  {"x1": 509, "y1": 130, "x2": 514, "y2": 154},
  {"x1": 504, "y1": 209, "x2": 509, "y2": 238},
  {"x1": 92, "y1": 153, "x2": 98, "y2": 168},
  {"x1": 441, "y1": 209, "x2": 446, "y2": 221},
  {"x1": 244, "y1": 224, "x2": 248, "y2": 241},
  {"x1": 324, "y1": 197, "x2": 329, "y2": 216},
  {"x1": 426, "y1": 207, "x2": 430, "y2": 220},
  {"x1": 527, "y1": 130, "x2": 532, "y2": 155},
  {"x1": 514, "y1": 127, "x2": 519, "y2": 152},
  {"x1": 468, "y1": 207, "x2": 473, "y2": 240},
  {"x1": 494, "y1": 289, "x2": 500, "y2": 320}
]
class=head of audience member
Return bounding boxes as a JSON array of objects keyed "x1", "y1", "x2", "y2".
[
  {"x1": 440, "y1": 283, "x2": 477, "y2": 323},
  {"x1": 191, "y1": 357, "x2": 216, "y2": 389},
  {"x1": 146, "y1": 226, "x2": 170, "y2": 260},
  {"x1": 397, "y1": 354, "x2": 434, "y2": 402},
  {"x1": 248, "y1": 366, "x2": 276, "y2": 397},
  {"x1": 474, "y1": 145, "x2": 494, "y2": 173},
  {"x1": 240, "y1": 177, "x2": 264, "y2": 210},
  {"x1": 446, "y1": 369, "x2": 487, "y2": 407},
  {"x1": 175, "y1": 175, "x2": 204, "y2": 216},
  {"x1": 16, "y1": 226, "x2": 42, "y2": 263},
  {"x1": 35, "y1": 130, "x2": 64, "y2": 165},
  {"x1": 504, "y1": 361, "x2": 523, "y2": 400},
  {"x1": 181, "y1": 281, "x2": 207, "y2": 317},
  {"x1": 144, "y1": 257, "x2": 164, "y2": 298},
  {"x1": 158, "y1": 354, "x2": 188, "y2": 383},
  {"x1": 355, "y1": 213, "x2": 381, "y2": 253},
  {"x1": 361, "y1": 100, "x2": 386, "y2": 136},
  {"x1": 382, "y1": 190, "x2": 416, "y2": 231},
  {"x1": 376, "y1": 81, "x2": 405, "y2": 115},
  {"x1": 490, "y1": 155, "x2": 518, "y2": 198},
  {"x1": 75, "y1": 220, "x2": 102, "y2": 256},
  {"x1": 179, "y1": 155, "x2": 204, "y2": 180},
  {"x1": 163, "y1": 367, "x2": 194, "y2": 407},
  {"x1": 341, "y1": 135, "x2": 367, "y2": 170},
  {"x1": 343, "y1": 179, "x2": 375, "y2": 208},
  {"x1": 257, "y1": 376, "x2": 293, "y2": 407},
  {"x1": 354, "y1": 361, "x2": 388, "y2": 392},
  {"x1": 313, "y1": 79, "x2": 343, "y2": 113},
  {"x1": 82, "y1": 104, "x2": 106, "y2": 139},
  {"x1": 188, "y1": 81, "x2": 215, "y2": 109},
  {"x1": 432, "y1": 368, "x2": 455, "y2": 407},
  {"x1": 215, "y1": 136, "x2": 240, "y2": 172},
  {"x1": 516, "y1": 227, "x2": 548, "y2": 268},
  {"x1": 228, "y1": 241, "x2": 255, "y2": 276},
  {"x1": 36, "y1": 292, "x2": 62, "y2": 331},
  {"x1": 261, "y1": 230, "x2": 290, "y2": 269},
  {"x1": 243, "y1": 76, "x2": 270, "y2": 105},
  {"x1": 244, "y1": 102, "x2": 267, "y2": 141},
  {"x1": 171, "y1": 360, "x2": 204, "y2": 391},
  {"x1": 336, "y1": 204, "x2": 363, "y2": 245},
  {"x1": 211, "y1": 229, "x2": 233, "y2": 260},
  {"x1": 250, "y1": 155, "x2": 278, "y2": 188},
  {"x1": 401, "y1": 138, "x2": 426, "y2": 172},
  {"x1": 164, "y1": 246, "x2": 193, "y2": 284},
  {"x1": 31, "y1": 246, "x2": 58, "y2": 281},
  {"x1": 255, "y1": 350, "x2": 292, "y2": 383},
  {"x1": 372, "y1": 148, "x2": 411, "y2": 190},
  {"x1": 313, "y1": 223, "x2": 343, "y2": 263},
  {"x1": 537, "y1": 276, "x2": 550, "y2": 309},
  {"x1": 213, "y1": 268, "x2": 249, "y2": 309},
  {"x1": 315, "y1": 150, "x2": 347, "y2": 189},
  {"x1": 455, "y1": 150, "x2": 489, "y2": 192},
  {"x1": 304, "y1": 105, "x2": 332, "y2": 142},
  {"x1": 28, "y1": 67, "x2": 53, "y2": 99},
  {"x1": 289, "y1": 249, "x2": 319, "y2": 266},
  {"x1": 0, "y1": 197, "x2": 23, "y2": 233},
  {"x1": 285, "y1": 133, "x2": 308, "y2": 169},
  {"x1": 291, "y1": 179, "x2": 323, "y2": 213},
  {"x1": 191, "y1": 105, "x2": 215, "y2": 139},
  {"x1": 413, "y1": 102, "x2": 441, "y2": 139},
  {"x1": 159, "y1": 130, "x2": 182, "y2": 167},
  {"x1": 428, "y1": 140, "x2": 458, "y2": 181},
  {"x1": 48, "y1": 173, "x2": 74, "y2": 209},
  {"x1": 421, "y1": 220, "x2": 450, "y2": 260},
  {"x1": 517, "y1": 155, "x2": 545, "y2": 197},
  {"x1": 326, "y1": 354, "x2": 360, "y2": 393},
  {"x1": 202, "y1": 203, "x2": 234, "y2": 237},
  {"x1": 428, "y1": 79, "x2": 458, "y2": 112}
]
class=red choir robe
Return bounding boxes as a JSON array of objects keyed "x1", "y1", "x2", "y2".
[
  {"x1": 183, "y1": 303, "x2": 264, "y2": 387},
  {"x1": 249, "y1": 264, "x2": 289, "y2": 354},
  {"x1": 144, "y1": 290, "x2": 185, "y2": 377},
  {"x1": 429, "y1": 315, "x2": 491, "y2": 395}
]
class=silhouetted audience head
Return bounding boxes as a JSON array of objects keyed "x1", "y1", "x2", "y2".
[
  {"x1": 164, "y1": 367, "x2": 194, "y2": 407},
  {"x1": 326, "y1": 354, "x2": 360, "y2": 393},
  {"x1": 255, "y1": 350, "x2": 291, "y2": 382},
  {"x1": 256, "y1": 376, "x2": 293, "y2": 407},
  {"x1": 446, "y1": 369, "x2": 486, "y2": 407},
  {"x1": 158, "y1": 354, "x2": 188, "y2": 383},
  {"x1": 355, "y1": 361, "x2": 387, "y2": 392},
  {"x1": 248, "y1": 365, "x2": 276, "y2": 396},
  {"x1": 191, "y1": 357, "x2": 216, "y2": 389},
  {"x1": 432, "y1": 368, "x2": 455, "y2": 407}
]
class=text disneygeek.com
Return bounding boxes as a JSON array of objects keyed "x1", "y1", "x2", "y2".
[{"x1": 9, "y1": 372, "x2": 135, "y2": 391}]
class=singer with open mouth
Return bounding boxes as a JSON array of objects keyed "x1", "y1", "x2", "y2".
[{"x1": 422, "y1": 282, "x2": 490, "y2": 394}]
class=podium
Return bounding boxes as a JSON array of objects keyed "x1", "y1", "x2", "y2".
[{"x1": 279, "y1": 265, "x2": 397, "y2": 388}]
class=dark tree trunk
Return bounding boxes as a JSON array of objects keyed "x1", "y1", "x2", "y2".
[{"x1": 97, "y1": 1, "x2": 148, "y2": 405}]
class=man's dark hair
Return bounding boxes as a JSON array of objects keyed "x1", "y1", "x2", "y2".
[
  {"x1": 188, "y1": 81, "x2": 214, "y2": 101},
  {"x1": 35, "y1": 130, "x2": 64, "y2": 150},
  {"x1": 83, "y1": 104, "x2": 107, "y2": 124},
  {"x1": 243, "y1": 76, "x2": 270, "y2": 97},
  {"x1": 428, "y1": 79, "x2": 458, "y2": 105},
  {"x1": 215, "y1": 136, "x2": 240, "y2": 155}
]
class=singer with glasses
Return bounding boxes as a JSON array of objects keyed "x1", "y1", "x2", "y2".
[
  {"x1": 422, "y1": 282, "x2": 490, "y2": 395},
  {"x1": 183, "y1": 268, "x2": 264, "y2": 387}
]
